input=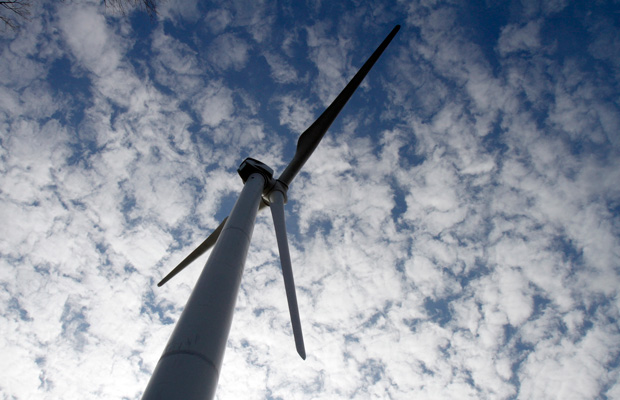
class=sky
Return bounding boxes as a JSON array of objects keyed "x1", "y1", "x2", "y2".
[{"x1": 1, "y1": 0, "x2": 620, "y2": 399}]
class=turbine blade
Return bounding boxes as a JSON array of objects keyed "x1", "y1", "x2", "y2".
[
  {"x1": 157, "y1": 217, "x2": 228, "y2": 287},
  {"x1": 157, "y1": 202, "x2": 270, "y2": 287},
  {"x1": 278, "y1": 24, "x2": 400, "y2": 187},
  {"x1": 269, "y1": 190, "x2": 306, "y2": 360}
]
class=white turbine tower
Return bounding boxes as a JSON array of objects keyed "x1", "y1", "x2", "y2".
[{"x1": 142, "y1": 25, "x2": 400, "y2": 400}]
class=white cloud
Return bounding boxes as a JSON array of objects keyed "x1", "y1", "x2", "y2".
[
  {"x1": 194, "y1": 80, "x2": 235, "y2": 127},
  {"x1": 305, "y1": 22, "x2": 355, "y2": 105},
  {"x1": 151, "y1": 28, "x2": 203, "y2": 96},
  {"x1": 207, "y1": 33, "x2": 251, "y2": 71},
  {"x1": 223, "y1": 0, "x2": 275, "y2": 43},
  {"x1": 157, "y1": 0, "x2": 200, "y2": 24},
  {"x1": 204, "y1": 8, "x2": 233, "y2": 34},
  {"x1": 59, "y1": 4, "x2": 123, "y2": 77},
  {"x1": 276, "y1": 94, "x2": 315, "y2": 133},
  {"x1": 497, "y1": 20, "x2": 542, "y2": 56},
  {"x1": 264, "y1": 51, "x2": 298, "y2": 84}
]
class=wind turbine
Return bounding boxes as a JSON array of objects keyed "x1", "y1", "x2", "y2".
[{"x1": 141, "y1": 25, "x2": 400, "y2": 400}]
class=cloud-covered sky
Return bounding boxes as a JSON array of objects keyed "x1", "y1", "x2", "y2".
[{"x1": 1, "y1": 0, "x2": 619, "y2": 399}]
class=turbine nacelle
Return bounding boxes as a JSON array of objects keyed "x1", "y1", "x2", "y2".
[
  {"x1": 237, "y1": 158, "x2": 274, "y2": 184},
  {"x1": 238, "y1": 157, "x2": 289, "y2": 205}
]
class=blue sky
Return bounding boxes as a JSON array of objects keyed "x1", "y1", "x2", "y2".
[{"x1": 1, "y1": 0, "x2": 620, "y2": 399}]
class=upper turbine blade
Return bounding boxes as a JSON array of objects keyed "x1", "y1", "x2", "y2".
[
  {"x1": 277, "y1": 25, "x2": 400, "y2": 187},
  {"x1": 269, "y1": 189, "x2": 306, "y2": 360},
  {"x1": 157, "y1": 217, "x2": 228, "y2": 287}
]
